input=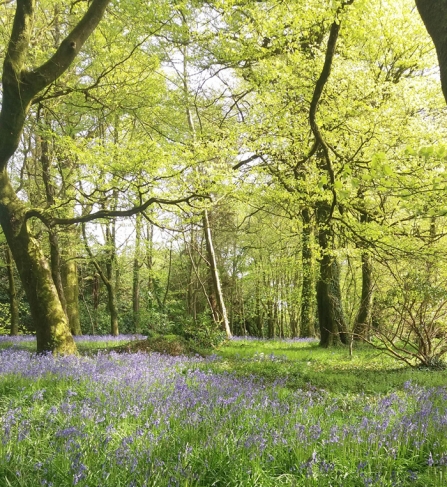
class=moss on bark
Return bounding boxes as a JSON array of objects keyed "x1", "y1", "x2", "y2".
[{"x1": 0, "y1": 172, "x2": 77, "y2": 354}]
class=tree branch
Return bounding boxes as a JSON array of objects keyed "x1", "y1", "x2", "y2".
[
  {"x1": 25, "y1": 194, "x2": 207, "y2": 227},
  {"x1": 0, "y1": 0, "x2": 111, "y2": 170},
  {"x1": 24, "y1": 0, "x2": 111, "y2": 94},
  {"x1": 81, "y1": 222, "x2": 110, "y2": 286},
  {"x1": 415, "y1": 0, "x2": 447, "y2": 105},
  {"x1": 232, "y1": 154, "x2": 260, "y2": 170},
  {"x1": 3, "y1": 0, "x2": 33, "y2": 78},
  {"x1": 308, "y1": 0, "x2": 354, "y2": 220}
]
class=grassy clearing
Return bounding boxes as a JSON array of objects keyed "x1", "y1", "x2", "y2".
[
  {"x1": 210, "y1": 338, "x2": 447, "y2": 394},
  {"x1": 1, "y1": 336, "x2": 447, "y2": 486}
]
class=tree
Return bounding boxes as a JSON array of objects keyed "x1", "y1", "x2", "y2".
[
  {"x1": 132, "y1": 212, "x2": 142, "y2": 333},
  {"x1": 209, "y1": 0, "x2": 442, "y2": 347},
  {"x1": 203, "y1": 208, "x2": 232, "y2": 338},
  {"x1": 1, "y1": 0, "x2": 445, "y2": 351},
  {"x1": 0, "y1": 0, "x2": 111, "y2": 353}
]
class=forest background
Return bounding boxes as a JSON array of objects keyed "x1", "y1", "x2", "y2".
[{"x1": 1, "y1": 0, "x2": 447, "y2": 363}]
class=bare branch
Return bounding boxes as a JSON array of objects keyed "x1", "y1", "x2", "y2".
[{"x1": 25, "y1": 194, "x2": 208, "y2": 227}]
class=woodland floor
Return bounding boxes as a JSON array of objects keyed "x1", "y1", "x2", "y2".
[{"x1": 1, "y1": 335, "x2": 447, "y2": 486}]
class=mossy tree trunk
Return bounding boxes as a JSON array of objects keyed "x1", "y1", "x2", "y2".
[
  {"x1": 0, "y1": 173, "x2": 76, "y2": 353},
  {"x1": 0, "y1": 0, "x2": 111, "y2": 353},
  {"x1": 5, "y1": 245, "x2": 19, "y2": 336},
  {"x1": 352, "y1": 207, "x2": 374, "y2": 341},
  {"x1": 61, "y1": 251, "x2": 82, "y2": 336},
  {"x1": 353, "y1": 251, "x2": 374, "y2": 340},
  {"x1": 316, "y1": 204, "x2": 348, "y2": 348},
  {"x1": 316, "y1": 254, "x2": 348, "y2": 348},
  {"x1": 39, "y1": 111, "x2": 68, "y2": 317}
]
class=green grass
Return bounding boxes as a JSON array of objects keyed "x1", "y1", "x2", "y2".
[{"x1": 209, "y1": 339, "x2": 447, "y2": 394}]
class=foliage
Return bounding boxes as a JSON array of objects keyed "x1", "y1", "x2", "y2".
[{"x1": 178, "y1": 313, "x2": 228, "y2": 349}]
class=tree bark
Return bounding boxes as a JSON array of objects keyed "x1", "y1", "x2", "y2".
[
  {"x1": 203, "y1": 209, "x2": 232, "y2": 338},
  {"x1": 415, "y1": 0, "x2": 447, "y2": 105},
  {"x1": 266, "y1": 299, "x2": 275, "y2": 339},
  {"x1": 5, "y1": 245, "x2": 19, "y2": 336},
  {"x1": 353, "y1": 251, "x2": 374, "y2": 340},
  {"x1": 105, "y1": 222, "x2": 119, "y2": 336},
  {"x1": 306, "y1": 7, "x2": 351, "y2": 348},
  {"x1": 300, "y1": 207, "x2": 316, "y2": 337},
  {"x1": 146, "y1": 220, "x2": 163, "y2": 310},
  {"x1": 106, "y1": 278, "x2": 119, "y2": 336},
  {"x1": 317, "y1": 256, "x2": 348, "y2": 347},
  {"x1": 0, "y1": 0, "x2": 111, "y2": 170},
  {"x1": 0, "y1": 173, "x2": 76, "y2": 353},
  {"x1": 61, "y1": 252, "x2": 82, "y2": 336},
  {"x1": 316, "y1": 204, "x2": 348, "y2": 347},
  {"x1": 39, "y1": 114, "x2": 68, "y2": 316},
  {"x1": 255, "y1": 278, "x2": 263, "y2": 337},
  {"x1": 132, "y1": 212, "x2": 142, "y2": 333}
]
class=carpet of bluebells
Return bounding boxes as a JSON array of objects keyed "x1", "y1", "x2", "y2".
[{"x1": 1, "y1": 340, "x2": 447, "y2": 485}]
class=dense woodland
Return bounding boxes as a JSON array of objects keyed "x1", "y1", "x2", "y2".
[{"x1": 2, "y1": 0, "x2": 447, "y2": 359}]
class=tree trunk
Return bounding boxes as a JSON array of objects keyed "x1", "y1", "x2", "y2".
[
  {"x1": 145, "y1": 220, "x2": 163, "y2": 311},
  {"x1": 203, "y1": 209, "x2": 232, "y2": 338},
  {"x1": 82, "y1": 222, "x2": 118, "y2": 336},
  {"x1": 105, "y1": 278, "x2": 119, "y2": 336},
  {"x1": 92, "y1": 272, "x2": 99, "y2": 335},
  {"x1": 317, "y1": 256, "x2": 346, "y2": 347},
  {"x1": 105, "y1": 222, "x2": 119, "y2": 336},
  {"x1": 316, "y1": 205, "x2": 348, "y2": 347},
  {"x1": 39, "y1": 120, "x2": 68, "y2": 316},
  {"x1": 255, "y1": 278, "x2": 263, "y2": 337},
  {"x1": 61, "y1": 253, "x2": 82, "y2": 336},
  {"x1": 48, "y1": 231, "x2": 68, "y2": 313},
  {"x1": 132, "y1": 212, "x2": 141, "y2": 333},
  {"x1": 266, "y1": 300, "x2": 275, "y2": 339},
  {"x1": 0, "y1": 173, "x2": 76, "y2": 353},
  {"x1": 300, "y1": 207, "x2": 316, "y2": 337},
  {"x1": 0, "y1": 0, "x2": 110, "y2": 353},
  {"x1": 186, "y1": 244, "x2": 195, "y2": 319},
  {"x1": 353, "y1": 251, "x2": 374, "y2": 340},
  {"x1": 5, "y1": 246, "x2": 19, "y2": 336}
]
